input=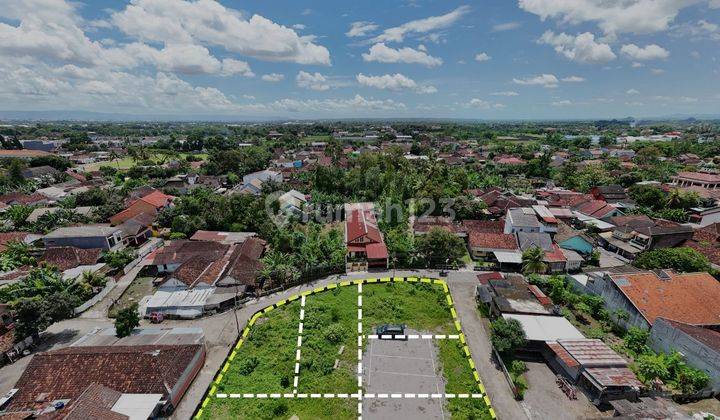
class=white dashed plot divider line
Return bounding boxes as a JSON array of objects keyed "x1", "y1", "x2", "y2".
[
  {"x1": 357, "y1": 282, "x2": 363, "y2": 420},
  {"x1": 292, "y1": 294, "x2": 307, "y2": 394},
  {"x1": 215, "y1": 393, "x2": 485, "y2": 399},
  {"x1": 366, "y1": 334, "x2": 460, "y2": 340}
]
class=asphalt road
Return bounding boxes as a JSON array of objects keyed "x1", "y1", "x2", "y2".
[{"x1": 447, "y1": 271, "x2": 529, "y2": 420}]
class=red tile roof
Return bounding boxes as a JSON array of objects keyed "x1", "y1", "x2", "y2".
[
  {"x1": 657, "y1": 318, "x2": 720, "y2": 351},
  {"x1": 40, "y1": 247, "x2": 103, "y2": 271},
  {"x1": 610, "y1": 271, "x2": 720, "y2": 326},
  {"x1": 675, "y1": 171, "x2": 720, "y2": 183},
  {"x1": 137, "y1": 190, "x2": 174, "y2": 208},
  {"x1": 366, "y1": 242, "x2": 389, "y2": 260},
  {"x1": 0, "y1": 232, "x2": 32, "y2": 252},
  {"x1": 5, "y1": 344, "x2": 203, "y2": 413},
  {"x1": 468, "y1": 231, "x2": 518, "y2": 251}
]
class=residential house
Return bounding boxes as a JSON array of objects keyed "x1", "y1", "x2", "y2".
[
  {"x1": 43, "y1": 225, "x2": 124, "y2": 251},
  {"x1": 1, "y1": 343, "x2": 205, "y2": 417},
  {"x1": 504, "y1": 208, "x2": 542, "y2": 234},
  {"x1": 477, "y1": 273, "x2": 554, "y2": 317},
  {"x1": 151, "y1": 240, "x2": 229, "y2": 273},
  {"x1": 109, "y1": 190, "x2": 174, "y2": 226},
  {"x1": 590, "y1": 185, "x2": 635, "y2": 209},
  {"x1": 40, "y1": 247, "x2": 103, "y2": 271},
  {"x1": 345, "y1": 202, "x2": 388, "y2": 271},
  {"x1": 278, "y1": 189, "x2": 308, "y2": 216},
  {"x1": 554, "y1": 221, "x2": 594, "y2": 256},
  {"x1": 0, "y1": 232, "x2": 41, "y2": 252},
  {"x1": 574, "y1": 200, "x2": 624, "y2": 222},
  {"x1": 586, "y1": 270, "x2": 720, "y2": 330},
  {"x1": 463, "y1": 220, "x2": 519, "y2": 261},
  {"x1": 0, "y1": 192, "x2": 49, "y2": 207},
  {"x1": 233, "y1": 169, "x2": 283, "y2": 195},
  {"x1": 598, "y1": 218, "x2": 693, "y2": 260}
]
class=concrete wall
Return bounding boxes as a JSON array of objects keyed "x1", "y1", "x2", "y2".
[
  {"x1": 649, "y1": 319, "x2": 720, "y2": 393},
  {"x1": 586, "y1": 275, "x2": 651, "y2": 331},
  {"x1": 44, "y1": 235, "x2": 112, "y2": 250}
]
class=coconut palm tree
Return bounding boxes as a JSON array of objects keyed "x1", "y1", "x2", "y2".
[{"x1": 522, "y1": 246, "x2": 547, "y2": 274}]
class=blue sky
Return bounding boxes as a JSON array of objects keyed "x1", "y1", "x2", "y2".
[{"x1": 1, "y1": 0, "x2": 719, "y2": 119}]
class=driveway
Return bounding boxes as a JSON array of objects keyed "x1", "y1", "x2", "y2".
[{"x1": 446, "y1": 271, "x2": 529, "y2": 420}]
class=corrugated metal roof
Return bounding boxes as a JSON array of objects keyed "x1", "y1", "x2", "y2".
[
  {"x1": 584, "y1": 367, "x2": 642, "y2": 388},
  {"x1": 557, "y1": 339, "x2": 628, "y2": 367}
]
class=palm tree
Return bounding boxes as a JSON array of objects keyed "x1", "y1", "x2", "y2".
[
  {"x1": 522, "y1": 246, "x2": 547, "y2": 274},
  {"x1": 108, "y1": 150, "x2": 121, "y2": 170}
]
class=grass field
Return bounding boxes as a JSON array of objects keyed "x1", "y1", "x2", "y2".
[
  {"x1": 108, "y1": 276, "x2": 156, "y2": 318},
  {"x1": 83, "y1": 152, "x2": 208, "y2": 172},
  {"x1": 199, "y1": 279, "x2": 493, "y2": 420}
]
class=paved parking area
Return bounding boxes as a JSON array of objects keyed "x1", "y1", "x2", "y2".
[{"x1": 363, "y1": 330, "x2": 447, "y2": 419}]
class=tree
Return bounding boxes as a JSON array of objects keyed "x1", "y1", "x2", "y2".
[
  {"x1": 103, "y1": 249, "x2": 137, "y2": 270},
  {"x1": 633, "y1": 247, "x2": 710, "y2": 273},
  {"x1": 624, "y1": 327, "x2": 650, "y2": 355},
  {"x1": 522, "y1": 247, "x2": 547, "y2": 274},
  {"x1": 115, "y1": 303, "x2": 140, "y2": 338},
  {"x1": 415, "y1": 227, "x2": 466, "y2": 267},
  {"x1": 0, "y1": 241, "x2": 36, "y2": 271},
  {"x1": 490, "y1": 318, "x2": 527, "y2": 353}
]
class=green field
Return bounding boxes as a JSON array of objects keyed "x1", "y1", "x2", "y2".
[
  {"x1": 199, "y1": 279, "x2": 493, "y2": 420},
  {"x1": 83, "y1": 152, "x2": 208, "y2": 172}
]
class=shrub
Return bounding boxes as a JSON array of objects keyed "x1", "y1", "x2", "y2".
[
  {"x1": 491, "y1": 318, "x2": 527, "y2": 353},
  {"x1": 323, "y1": 323, "x2": 345, "y2": 344},
  {"x1": 237, "y1": 356, "x2": 260, "y2": 375},
  {"x1": 624, "y1": 327, "x2": 650, "y2": 356},
  {"x1": 115, "y1": 303, "x2": 140, "y2": 338}
]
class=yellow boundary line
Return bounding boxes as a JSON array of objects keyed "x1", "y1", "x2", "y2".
[{"x1": 193, "y1": 277, "x2": 497, "y2": 419}]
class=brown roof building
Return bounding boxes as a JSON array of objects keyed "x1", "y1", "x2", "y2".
[{"x1": 2, "y1": 344, "x2": 205, "y2": 418}]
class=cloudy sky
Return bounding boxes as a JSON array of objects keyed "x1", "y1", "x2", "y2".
[{"x1": 1, "y1": 0, "x2": 720, "y2": 119}]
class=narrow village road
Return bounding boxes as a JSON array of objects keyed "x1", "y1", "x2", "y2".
[{"x1": 447, "y1": 272, "x2": 530, "y2": 420}]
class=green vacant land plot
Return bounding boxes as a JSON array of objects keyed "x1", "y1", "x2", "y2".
[{"x1": 198, "y1": 278, "x2": 494, "y2": 420}]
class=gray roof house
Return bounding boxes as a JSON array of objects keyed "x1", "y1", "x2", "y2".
[
  {"x1": 43, "y1": 225, "x2": 124, "y2": 251},
  {"x1": 504, "y1": 207, "x2": 542, "y2": 234}
]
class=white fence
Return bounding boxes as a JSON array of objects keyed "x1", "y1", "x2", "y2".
[
  {"x1": 123, "y1": 237, "x2": 163, "y2": 274},
  {"x1": 73, "y1": 278, "x2": 116, "y2": 315}
]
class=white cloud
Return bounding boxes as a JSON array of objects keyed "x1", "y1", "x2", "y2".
[
  {"x1": 492, "y1": 22, "x2": 521, "y2": 31},
  {"x1": 538, "y1": 31, "x2": 616, "y2": 63},
  {"x1": 467, "y1": 98, "x2": 505, "y2": 109},
  {"x1": 268, "y1": 94, "x2": 406, "y2": 113},
  {"x1": 513, "y1": 74, "x2": 559, "y2": 88},
  {"x1": 632, "y1": 62, "x2": 644, "y2": 68},
  {"x1": 626, "y1": 88, "x2": 640, "y2": 95},
  {"x1": 475, "y1": 52, "x2": 491, "y2": 62},
  {"x1": 296, "y1": 71, "x2": 330, "y2": 91},
  {"x1": 620, "y1": 43, "x2": 670, "y2": 60},
  {"x1": 672, "y1": 20, "x2": 720, "y2": 41},
  {"x1": 346, "y1": 21, "x2": 379, "y2": 37},
  {"x1": 292, "y1": 24, "x2": 306, "y2": 30},
  {"x1": 356, "y1": 73, "x2": 436, "y2": 93},
  {"x1": 111, "y1": 0, "x2": 331, "y2": 65},
  {"x1": 518, "y1": 0, "x2": 703, "y2": 35},
  {"x1": 371, "y1": 6, "x2": 470, "y2": 43},
  {"x1": 690, "y1": 50, "x2": 701, "y2": 58},
  {"x1": 261, "y1": 73, "x2": 285, "y2": 82},
  {"x1": 362, "y1": 43, "x2": 442, "y2": 67},
  {"x1": 651, "y1": 68, "x2": 666, "y2": 74},
  {"x1": 491, "y1": 91, "x2": 519, "y2": 96},
  {"x1": 552, "y1": 100, "x2": 573, "y2": 106},
  {"x1": 562, "y1": 76, "x2": 586, "y2": 82}
]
